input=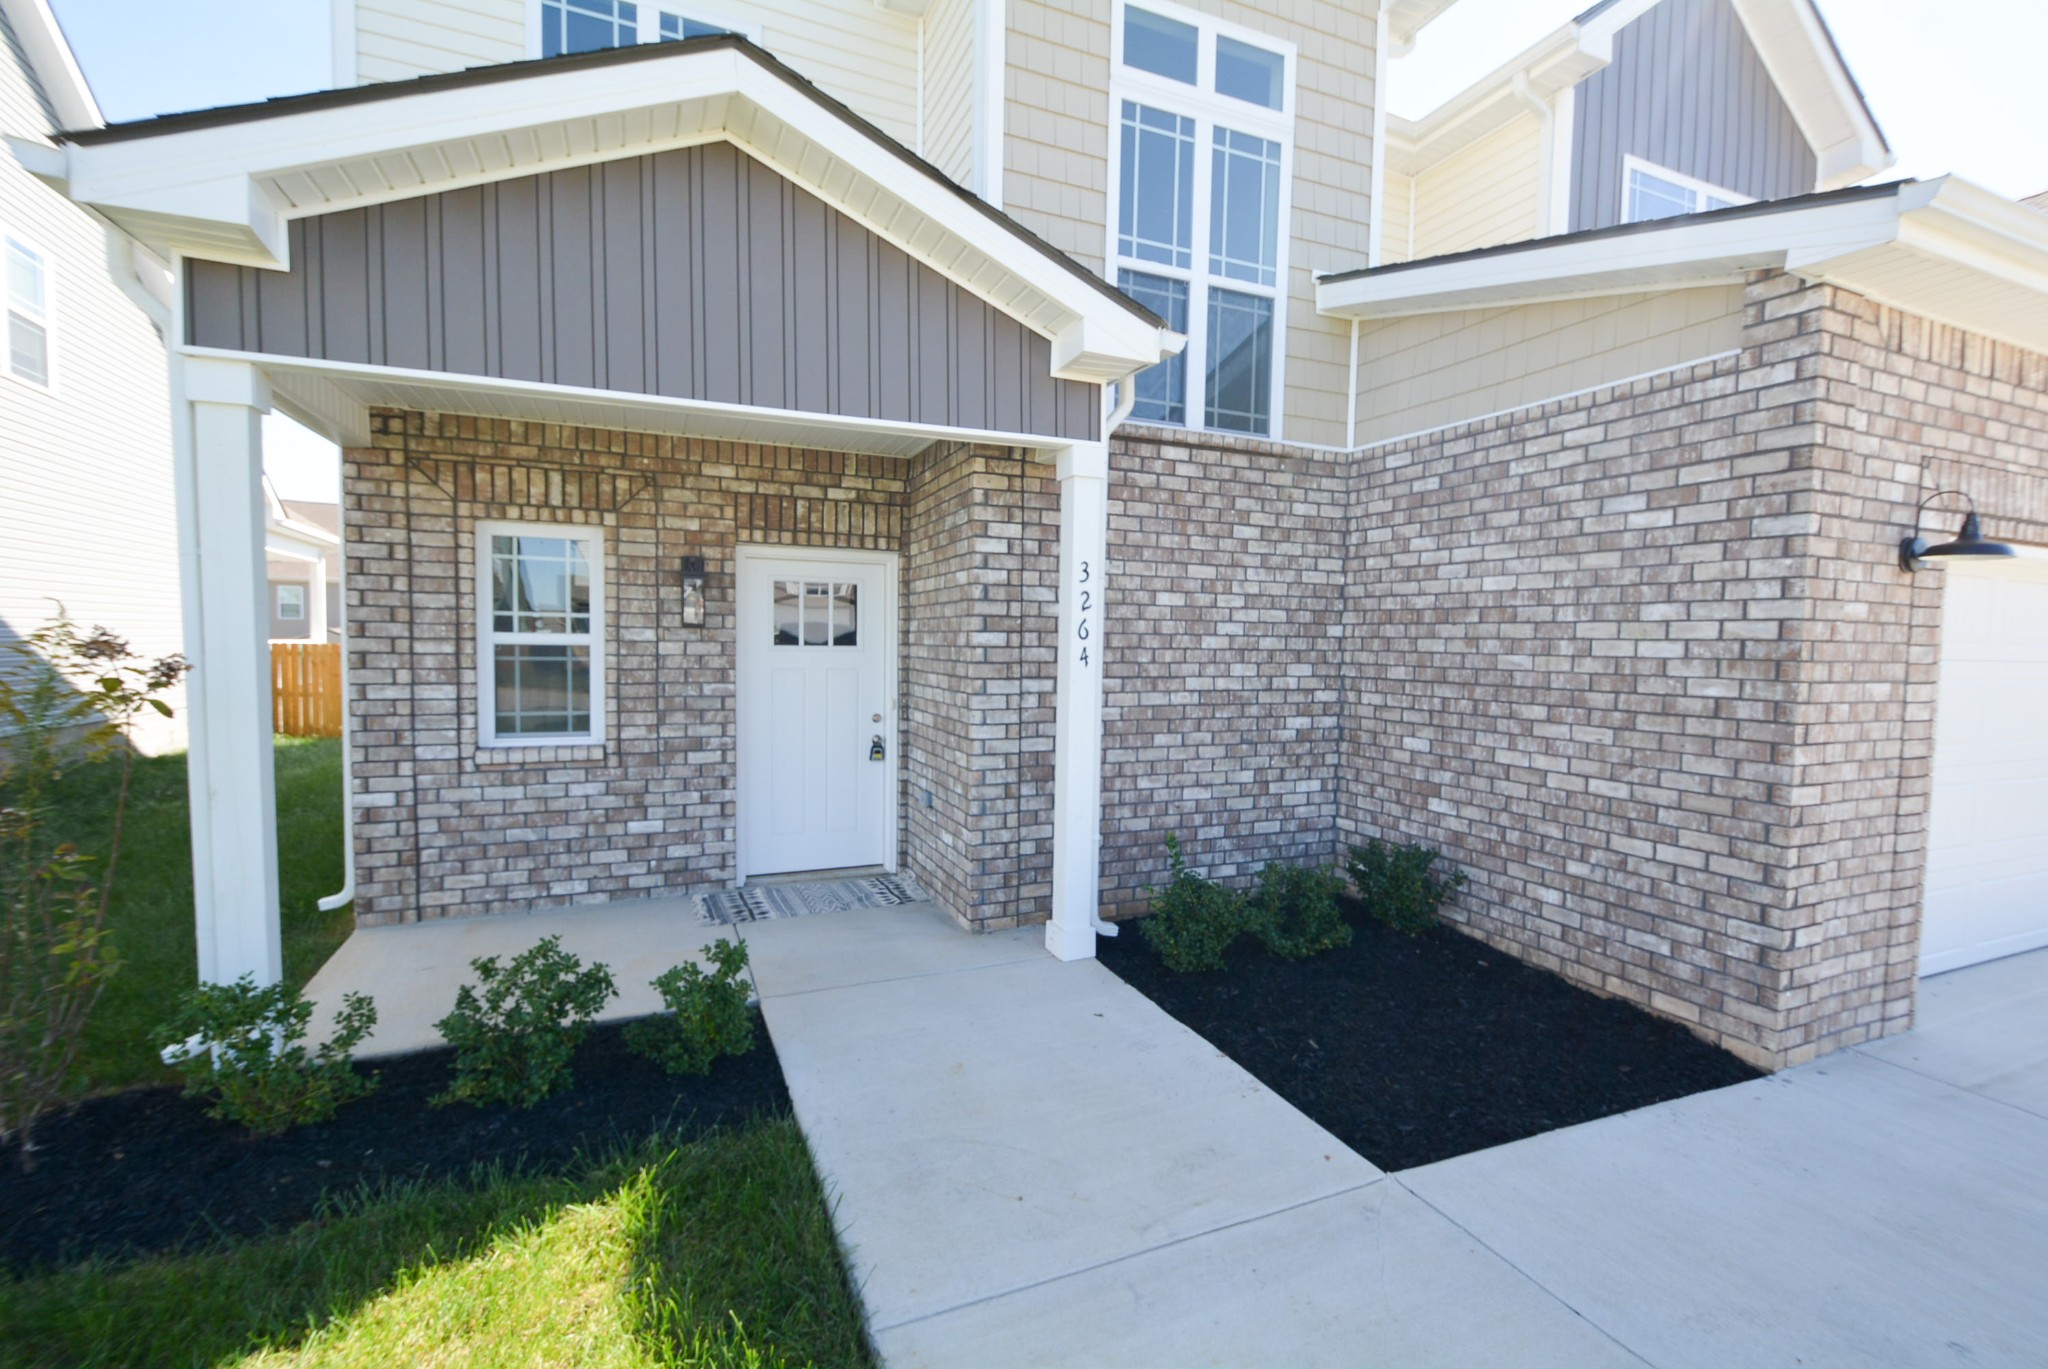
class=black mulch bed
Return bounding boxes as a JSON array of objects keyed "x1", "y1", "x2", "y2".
[
  {"x1": 0, "y1": 1016, "x2": 789, "y2": 1272},
  {"x1": 1098, "y1": 901, "x2": 1762, "y2": 1171}
]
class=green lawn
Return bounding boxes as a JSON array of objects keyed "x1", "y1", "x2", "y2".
[
  {"x1": 0, "y1": 1119, "x2": 874, "y2": 1369},
  {"x1": 34, "y1": 737, "x2": 354, "y2": 1091}
]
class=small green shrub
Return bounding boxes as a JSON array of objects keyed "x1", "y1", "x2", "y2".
[
  {"x1": 1247, "y1": 861, "x2": 1353, "y2": 960},
  {"x1": 156, "y1": 976, "x2": 377, "y2": 1136},
  {"x1": 433, "y1": 935, "x2": 616, "y2": 1109},
  {"x1": 1138, "y1": 833, "x2": 1250, "y2": 973},
  {"x1": 624, "y1": 938, "x2": 756, "y2": 1075},
  {"x1": 1347, "y1": 838, "x2": 1467, "y2": 935}
]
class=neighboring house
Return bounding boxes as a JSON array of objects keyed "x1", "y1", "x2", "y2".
[
  {"x1": 23, "y1": 0, "x2": 2048, "y2": 1072},
  {"x1": 0, "y1": 0, "x2": 183, "y2": 751},
  {"x1": 263, "y1": 481, "x2": 343, "y2": 642}
]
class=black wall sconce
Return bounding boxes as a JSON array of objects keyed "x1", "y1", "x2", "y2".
[
  {"x1": 1899, "y1": 490, "x2": 2018, "y2": 572},
  {"x1": 679, "y1": 556, "x2": 706, "y2": 626}
]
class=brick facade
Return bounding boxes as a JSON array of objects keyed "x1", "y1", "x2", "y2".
[
  {"x1": 341, "y1": 272, "x2": 2048, "y2": 1070},
  {"x1": 1340, "y1": 274, "x2": 2048, "y2": 1068}
]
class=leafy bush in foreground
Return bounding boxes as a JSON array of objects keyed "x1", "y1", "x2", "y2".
[
  {"x1": 624, "y1": 938, "x2": 756, "y2": 1076},
  {"x1": 158, "y1": 976, "x2": 378, "y2": 1135},
  {"x1": 1247, "y1": 861, "x2": 1353, "y2": 960},
  {"x1": 1347, "y1": 838, "x2": 1467, "y2": 935},
  {"x1": 434, "y1": 935, "x2": 616, "y2": 1108},
  {"x1": 1139, "y1": 833, "x2": 1251, "y2": 973}
]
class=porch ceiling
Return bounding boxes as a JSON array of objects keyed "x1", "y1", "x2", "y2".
[{"x1": 247, "y1": 352, "x2": 1075, "y2": 459}]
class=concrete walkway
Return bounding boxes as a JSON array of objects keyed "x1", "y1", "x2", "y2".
[{"x1": 748, "y1": 908, "x2": 2048, "y2": 1368}]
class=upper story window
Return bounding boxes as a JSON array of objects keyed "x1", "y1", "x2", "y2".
[
  {"x1": 478, "y1": 522, "x2": 606, "y2": 746},
  {"x1": 537, "y1": 0, "x2": 744, "y2": 58},
  {"x1": 1623, "y1": 157, "x2": 1752, "y2": 224},
  {"x1": 6, "y1": 235, "x2": 50, "y2": 389},
  {"x1": 1108, "y1": 1, "x2": 1293, "y2": 439}
]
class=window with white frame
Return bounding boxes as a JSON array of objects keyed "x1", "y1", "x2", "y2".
[
  {"x1": 6, "y1": 235, "x2": 50, "y2": 388},
  {"x1": 1622, "y1": 157, "x2": 1751, "y2": 224},
  {"x1": 478, "y1": 523, "x2": 605, "y2": 745},
  {"x1": 535, "y1": 0, "x2": 747, "y2": 57},
  {"x1": 1109, "y1": 1, "x2": 1293, "y2": 437},
  {"x1": 276, "y1": 584, "x2": 307, "y2": 621}
]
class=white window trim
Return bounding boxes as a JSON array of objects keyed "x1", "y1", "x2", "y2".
[
  {"x1": 523, "y1": 0, "x2": 761, "y2": 58},
  {"x1": 276, "y1": 583, "x2": 307, "y2": 620},
  {"x1": 4, "y1": 229, "x2": 54, "y2": 393},
  {"x1": 475, "y1": 519, "x2": 607, "y2": 749},
  {"x1": 1621, "y1": 155, "x2": 1753, "y2": 223},
  {"x1": 1105, "y1": 0, "x2": 1295, "y2": 441}
]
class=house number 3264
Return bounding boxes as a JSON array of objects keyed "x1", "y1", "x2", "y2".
[{"x1": 1076, "y1": 561, "x2": 1093, "y2": 668}]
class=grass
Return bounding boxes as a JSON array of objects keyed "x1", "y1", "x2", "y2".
[
  {"x1": 31, "y1": 737, "x2": 354, "y2": 1093},
  {"x1": 0, "y1": 1118, "x2": 874, "y2": 1369}
]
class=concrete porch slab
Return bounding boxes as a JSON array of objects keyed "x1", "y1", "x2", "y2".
[
  {"x1": 302, "y1": 895, "x2": 734, "y2": 1057},
  {"x1": 1860, "y1": 947, "x2": 2048, "y2": 1117}
]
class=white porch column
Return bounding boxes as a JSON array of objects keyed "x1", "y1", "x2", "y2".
[
  {"x1": 176, "y1": 356, "x2": 283, "y2": 986},
  {"x1": 1047, "y1": 439, "x2": 1110, "y2": 961}
]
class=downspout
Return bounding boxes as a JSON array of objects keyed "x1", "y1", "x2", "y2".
[
  {"x1": 1084, "y1": 371, "x2": 1142, "y2": 939},
  {"x1": 315, "y1": 566, "x2": 353, "y2": 916},
  {"x1": 1344, "y1": 317, "x2": 1360, "y2": 451},
  {"x1": 1511, "y1": 72, "x2": 1554, "y2": 241}
]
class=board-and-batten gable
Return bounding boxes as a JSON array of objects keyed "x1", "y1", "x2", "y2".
[
  {"x1": 1569, "y1": 0, "x2": 1817, "y2": 234},
  {"x1": 184, "y1": 142, "x2": 1098, "y2": 442}
]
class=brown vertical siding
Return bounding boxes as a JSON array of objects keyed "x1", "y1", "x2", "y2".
[
  {"x1": 1569, "y1": 0, "x2": 1818, "y2": 232},
  {"x1": 186, "y1": 143, "x2": 1097, "y2": 441}
]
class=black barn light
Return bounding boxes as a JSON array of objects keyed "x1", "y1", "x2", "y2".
[{"x1": 1898, "y1": 490, "x2": 2018, "y2": 572}]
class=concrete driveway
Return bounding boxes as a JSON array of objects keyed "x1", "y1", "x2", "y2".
[{"x1": 746, "y1": 905, "x2": 2048, "y2": 1369}]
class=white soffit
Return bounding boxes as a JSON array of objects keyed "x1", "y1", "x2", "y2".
[
  {"x1": 48, "y1": 43, "x2": 1169, "y2": 384},
  {"x1": 237, "y1": 351, "x2": 1081, "y2": 460},
  {"x1": 1729, "y1": 0, "x2": 1892, "y2": 190},
  {"x1": 1315, "y1": 178, "x2": 2048, "y2": 359},
  {"x1": 1384, "y1": 25, "x2": 1600, "y2": 176}
]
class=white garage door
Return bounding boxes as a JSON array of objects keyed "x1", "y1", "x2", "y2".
[{"x1": 1922, "y1": 557, "x2": 2048, "y2": 976}]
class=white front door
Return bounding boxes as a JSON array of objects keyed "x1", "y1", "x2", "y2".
[
  {"x1": 1922, "y1": 556, "x2": 2048, "y2": 975},
  {"x1": 736, "y1": 548, "x2": 897, "y2": 879}
]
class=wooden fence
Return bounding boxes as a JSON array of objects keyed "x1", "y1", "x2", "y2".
[{"x1": 271, "y1": 641, "x2": 343, "y2": 738}]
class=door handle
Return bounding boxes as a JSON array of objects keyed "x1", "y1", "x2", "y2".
[{"x1": 870, "y1": 735, "x2": 886, "y2": 762}]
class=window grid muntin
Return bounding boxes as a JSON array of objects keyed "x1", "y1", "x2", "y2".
[
  {"x1": 1108, "y1": 1, "x2": 1293, "y2": 439},
  {"x1": 479, "y1": 523, "x2": 603, "y2": 746},
  {"x1": 1208, "y1": 126, "x2": 1282, "y2": 286},
  {"x1": 541, "y1": 0, "x2": 638, "y2": 57},
  {"x1": 1204, "y1": 288, "x2": 1274, "y2": 434},
  {"x1": 1116, "y1": 270, "x2": 1189, "y2": 425},
  {"x1": 1117, "y1": 102, "x2": 1196, "y2": 269}
]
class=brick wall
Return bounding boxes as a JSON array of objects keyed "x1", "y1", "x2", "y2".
[
  {"x1": 901, "y1": 442, "x2": 1061, "y2": 931},
  {"x1": 1099, "y1": 426, "x2": 1350, "y2": 914},
  {"x1": 345, "y1": 412, "x2": 908, "y2": 925},
  {"x1": 1340, "y1": 273, "x2": 2048, "y2": 1068}
]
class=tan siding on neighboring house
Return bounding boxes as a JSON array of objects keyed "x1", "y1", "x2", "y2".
[
  {"x1": 0, "y1": 7, "x2": 182, "y2": 751},
  {"x1": 1354, "y1": 285, "x2": 1744, "y2": 445},
  {"x1": 356, "y1": 0, "x2": 524, "y2": 82},
  {"x1": 1004, "y1": 0, "x2": 1375, "y2": 449},
  {"x1": 1408, "y1": 111, "x2": 1543, "y2": 261},
  {"x1": 923, "y1": 0, "x2": 977, "y2": 184}
]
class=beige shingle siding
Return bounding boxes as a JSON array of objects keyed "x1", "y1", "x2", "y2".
[
  {"x1": 354, "y1": 1, "x2": 922, "y2": 148},
  {"x1": 1408, "y1": 111, "x2": 1543, "y2": 260},
  {"x1": 356, "y1": 0, "x2": 525, "y2": 82},
  {"x1": 1354, "y1": 286, "x2": 1744, "y2": 446},
  {"x1": 0, "y1": 7, "x2": 182, "y2": 749},
  {"x1": 923, "y1": 0, "x2": 978, "y2": 184},
  {"x1": 1379, "y1": 166, "x2": 1413, "y2": 263},
  {"x1": 1004, "y1": 0, "x2": 1375, "y2": 449}
]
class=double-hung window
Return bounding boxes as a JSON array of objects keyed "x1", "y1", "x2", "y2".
[
  {"x1": 276, "y1": 584, "x2": 307, "y2": 622},
  {"x1": 6, "y1": 235, "x2": 50, "y2": 388},
  {"x1": 535, "y1": 0, "x2": 747, "y2": 57},
  {"x1": 1109, "y1": 1, "x2": 1292, "y2": 438},
  {"x1": 478, "y1": 522, "x2": 605, "y2": 747},
  {"x1": 1622, "y1": 157, "x2": 1751, "y2": 224}
]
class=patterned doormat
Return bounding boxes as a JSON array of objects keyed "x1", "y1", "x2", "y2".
[{"x1": 698, "y1": 874, "x2": 931, "y2": 925}]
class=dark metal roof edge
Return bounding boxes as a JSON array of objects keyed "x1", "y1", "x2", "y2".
[
  {"x1": 60, "y1": 35, "x2": 1163, "y2": 336},
  {"x1": 1319, "y1": 179, "x2": 1913, "y2": 286}
]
